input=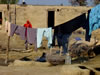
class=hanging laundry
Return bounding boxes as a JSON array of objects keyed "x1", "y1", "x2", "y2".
[
  {"x1": 27, "y1": 28, "x2": 37, "y2": 50},
  {"x1": 23, "y1": 20, "x2": 32, "y2": 50},
  {"x1": 5, "y1": 21, "x2": 18, "y2": 36},
  {"x1": 24, "y1": 20, "x2": 32, "y2": 37},
  {"x1": 5, "y1": 22, "x2": 26, "y2": 40},
  {"x1": 5, "y1": 22, "x2": 38, "y2": 51},
  {"x1": 52, "y1": 13, "x2": 87, "y2": 54},
  {"x1": 84, "y1": 10, "x2": 91, "y2": 41},
  {"x1": 10, "y1": 24, "x2": 18, "y2": 37},
  {"x1": 37, "y1": 28, "x2": 52, "y2": 48},
  {"x1": 5, "y1": 21, "x2": 11, "y2": 36},
  {"x1": 7, "y1": 22, "x2": 12, "y2": 36},
  {"x1": 53, "y1": 13, "x2": 87, "y2": 34},
  {"x1": 24, "y1": 20, "x2": 32, "y2": 28},
  {"x1": 52, "y1": 28, "x2": 71, "y2": 54},
  {"x1": 15, "y1": 26, "x2": 26, "y2": 40},
  {"x1": 89, "y1": 4, "x2": 100, "y2": 35}
]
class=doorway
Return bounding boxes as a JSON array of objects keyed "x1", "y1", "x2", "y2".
[
  {"x1": 48, "y1": 11, "x2": 55, "y2": 28},
  {"x1": 0, "y1": 12, "x2": 2, "y2": 24}
]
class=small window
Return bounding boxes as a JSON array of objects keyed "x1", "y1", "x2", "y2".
[{"x1": 0, "y1": 12, "x2": 2, "y2": 24}]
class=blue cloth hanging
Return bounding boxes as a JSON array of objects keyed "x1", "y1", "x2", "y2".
[{"x1": 89, "y1": 4, "x2": 100, "y2": 35}]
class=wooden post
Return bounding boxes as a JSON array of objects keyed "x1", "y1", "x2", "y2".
[
  {"x1": 15, "y1": 4, "x2": 16, "y2": 24},
  {"x1": 5, "y1": 36, "x2": 10, "y2": 64},
  {"x1": 5, "y1": 0, "x2": 11, "y2": 64}
]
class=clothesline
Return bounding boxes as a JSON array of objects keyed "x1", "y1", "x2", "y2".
[
  {"x1": 5, "y1": 21, "x2": 53, "y2": 50},
  {"x1": 4, "y1": 4, "x2": 100, "y2": 63}
]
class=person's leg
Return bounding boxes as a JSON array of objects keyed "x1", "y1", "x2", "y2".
[
  {"x1": 62, "y1": 43, "x2": 68, "y2": 54},
  {"x1": 56, "y1": 34, "x2": 62, "y2": 47},
  {"x1": 56, "y1": 34, "x2": 62, "y2": 54},
  {"x1": 62, "y1": 34, "x2": 71, "y2": 55}
]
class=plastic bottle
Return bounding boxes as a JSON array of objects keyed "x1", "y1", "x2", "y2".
[{"x1": 65, "y1": 53, "x2": 71, "y2": 65}]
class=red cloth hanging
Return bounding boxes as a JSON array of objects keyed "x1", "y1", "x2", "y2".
[
  {"x1": 24, "y1": 20, "x2": 32, "y2": 37},
  {"x1": 24, "y1": 20, "x2": 32, "y2": 28}
]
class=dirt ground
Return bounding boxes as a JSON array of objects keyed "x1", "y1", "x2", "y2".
[
  {"x1": 0, "y1": 50, "x2": 100, "y2": 75},
  {"x1": 0, "y1": 28, "x2": 100, "y2": 75}
]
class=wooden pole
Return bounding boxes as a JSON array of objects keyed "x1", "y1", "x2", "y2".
[
  {"x1": 5, "y1": 36, "x2": 10, "y2": 64},
  {"x1": 5, "y1": 0, "x2": 11, "y2": 64},
  {"x1": 15, "y1": 4, "x2": 16, "y2": 24}
]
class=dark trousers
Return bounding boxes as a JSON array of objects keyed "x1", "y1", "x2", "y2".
[{"x1": 56, "y1": 33, "x2": 71, "y2": 54}]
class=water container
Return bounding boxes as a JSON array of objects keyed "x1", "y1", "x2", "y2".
[{"x1": 65, "y1": 53, "x2": 71, "y2": 65}]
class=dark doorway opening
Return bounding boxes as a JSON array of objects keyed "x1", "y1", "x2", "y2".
[
  {"x1": 48, "y1": 11, "x2": 55, "y2": 28},
  {"x1": 0, "y1": 12, "x2": 2, "y2": 24}
]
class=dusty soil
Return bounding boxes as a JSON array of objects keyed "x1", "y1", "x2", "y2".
[
  {"x1": 0, "y1": 28, "x2": 100, "y2": 75},
  {"x1": 0, "y1": 50, "x2": 100, "y2": 75}
]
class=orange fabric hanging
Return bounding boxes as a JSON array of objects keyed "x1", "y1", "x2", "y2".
[
  {"x1": 24, "y1": 20, "x2": 32, "y2": 37},
  {"x1": 24, "y1": 20, "x2": 32, "y2": 28}
]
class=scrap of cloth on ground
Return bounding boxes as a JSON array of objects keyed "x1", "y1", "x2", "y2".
[
  {"x1": 37, "y1": 28, "x2": 52, "y2": 48},
  {"x1": 89, "y1": 4, "x2": 100, "y2": 35}
]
